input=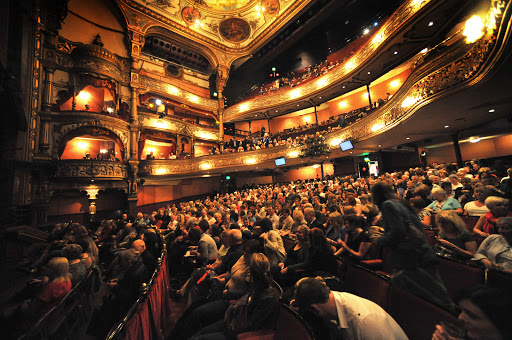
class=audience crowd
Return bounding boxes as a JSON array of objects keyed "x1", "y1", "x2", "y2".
[{"x1": 4, "y1": 158, "x2": 512, "y2": 339}]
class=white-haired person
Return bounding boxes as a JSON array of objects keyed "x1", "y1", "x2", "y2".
[
  {"x1": 427, "y1": 187, "x2": 463, "y2": 215},
  {"x1": 473, "y1": 196, "x2": 512, "y2": 237}
]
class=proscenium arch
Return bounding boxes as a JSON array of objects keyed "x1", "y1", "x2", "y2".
[{"x1": 58, "y1": 126, "x2": 127, "y2": 160}]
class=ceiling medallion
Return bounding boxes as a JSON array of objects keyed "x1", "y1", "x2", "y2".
[
  {"x1": 219, "y1": 17, "x2": 251, "y2": 42},
  {"x1": 261, "y1": 0, "x2": 279, "y2": 16},
  {"x1": 186, "y1": 0, "x2": 254, "y2": 12},
  {"x1": 182, "y1": 7, "x2": 201, "y2": 25}
]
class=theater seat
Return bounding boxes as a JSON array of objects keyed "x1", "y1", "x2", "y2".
[
  {"x1": 359, "y1": 243, "x2": 383, "y2": 270},
  {"x1": 345, "y1": 264, "x2": 391, "y2": 309},
  {"x1": 437, "y1": 257, "x2": 484, "y2": 298},
  {"x1": 237, "y1": 303, "x2": 315, "y2": 340},
  {"x1": 387, "y1": 286, "x2": 459, "y2": 340},
  {"x1": 281, "y1": 236, "x2": 295, "y2": 253},
  {"x1": 461, "y1": 216, "x2": 479, "y2": 233}
]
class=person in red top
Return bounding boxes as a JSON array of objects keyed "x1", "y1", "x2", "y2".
[
  {"x1": 36, "y1": 256, "x2": 72, "y2": 305},
  {"x1": 473, "y1": 196, "x2": 512, "y2": 237}
]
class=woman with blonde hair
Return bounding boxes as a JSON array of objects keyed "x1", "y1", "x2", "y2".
[
  {"x1": 473, "y1": 196, "x2": 512, "y2": 237},
  {"x1": 325, "y1": 211, "x2": 345, "y2": 247},
  {"x1": 435, "y1": 211, "x2": 477, "y2": 259}
]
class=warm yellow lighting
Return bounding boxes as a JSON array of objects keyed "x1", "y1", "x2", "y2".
[
  {"x1": 304, "y1": 116, "x2": 311, "y2": 123},
  {"x1": 464, "y1": 15, "x2": 485, "y2": 44},
  {"x1": 420, "y1": 47, "x2": 428, "y2": 53},
  {"x1": 330, "y1": 139, "x2": 341, "y2": 146},
  {"x1": 148, "y1": 103, "x2": 155, "y2": 109},
  {"x1": 288, "y1": 151, "x2": 299, "y2": 158},
  {"x1": 100, "y1": 149, "x2": 107, "y2": 154},
  {"x1": 147, "y1": 148, "x2": 156, "y2": 154},
  {"x1": 78, "y1": 91, "x2": 90, "y2": 101},
  {"x1": 317, "y1": 78, "x2": 328, "y2": 87},
  {"x1": 189, "y1": 95, "x2": 199, "y2": 103},
  {"x1": 245, "y1": 158, "x2": 257, "y2": 165},
  {"x1": 389, "y1": 80, "x2": 401, "y2": 88},
  {"x1": 402, "y1": 96, "x2": 419, "y2": 108},
  {"x1": 290, "y1": 89, "x2": 301, "y2": 98},
  {"x1": 200, "y1": 162, "x2": 212, "y2": 170},
  {"x1": 339, "y1": 101, "x2": 347, "y2": 108},
  {"x1": 372, "y1": 123, "x2": 383, "y2": 132},
  {"x1": 312, "y1": 164, "x2": 320, "y2": 169},
  {"x1": 167, "y1": 86, "x2": 179, "y2": 95},
  {"x1": 77, "y1": 141, "x2": 88, "y2": 150},
  {"x1": 155, "y1": 120, "x2": 167, "y2": 128},
  {"x1": 363, "y1": 92, "x2": 370, "y2": 98},
  {"x1": 199, "y1": 131, "x2": 213, "y2": 139},
  {"x1": 155, "y1": 167, "x2": 168, "y2": 175},
  {"x1": 240, "y1": 103, "x2": 249, "y2": 112},
  {"x1": 469, "y1": 136, "x2": 481, "y2": 143},
  {"x1": 345, "y1": 61, "x2": 355, "y2": 71}
]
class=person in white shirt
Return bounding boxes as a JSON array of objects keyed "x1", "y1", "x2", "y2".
[{"x1": 291, "y1": 277, "x2": 408, "y2": 340}]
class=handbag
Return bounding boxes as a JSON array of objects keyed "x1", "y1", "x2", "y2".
[{"x1": 224, "y1": 293, "x2": 250, "y2": 336}]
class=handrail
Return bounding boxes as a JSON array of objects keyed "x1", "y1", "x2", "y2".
[{"x1": 105, "y1": 247, "x2": 168, "y2": 340}]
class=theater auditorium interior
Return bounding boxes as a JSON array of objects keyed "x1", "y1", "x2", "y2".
[{"x1": 1, "y1": 0, "x2": 512, "y2": 339}]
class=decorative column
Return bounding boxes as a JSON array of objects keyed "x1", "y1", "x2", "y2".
[
  {"x1": 129, "y1": 88, "x2": 139, "y2": 160},
  {"x1": 452, "y1": 133, "x2": 463, "y2": 168},
  {"x1": 191, "y1": 138, "x2": 195, "y2": 157},
  {"x1": 42, "y1": 67, "x2": 55, "y2": 112},
  {"x1": 216, "y1": 65, "x2": 229, "y2": 148},
  {"x1": 86, "y1": 188, "x2": 99, "y2": 224},
  {"x1": 38, "y1": 119, "x2": 51, "y2": 155}
]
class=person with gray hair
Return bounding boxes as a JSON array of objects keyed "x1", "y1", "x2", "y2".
[
  {"x1": 472, "y1": 216, "x2": 512, "y2": 272},
  {"x1": 473, "y1": 196, "x2": 512, "y2": 237},
  {"x1": 427, "y1": 187, "x2": 463, "y2": 215},
  {"x1": 291, "y1": 277, "x2": 407, "y2": 340}
]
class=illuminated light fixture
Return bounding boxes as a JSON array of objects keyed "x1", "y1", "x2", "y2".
[
  {"x1": 271, "y1": 67, "x2": 276, "y2": 71},
  {"x1": 378, "y1": 144, "x2": 382, "y2": 147},
  {"x1": 372, "y1": 34, "x2": 383, "y2": 45},
  {"x1": 155, "y1": 99, "x2": 162, "y2": 106},
  {"x1": 155, "y1": 168, "x2": 168, "y2": 175},
  {"x1": 339, "y1": 101, "x2": 347, "y2": 108},
  {"x1": 77, "y1": 141, "x2": 88, "y2": 149},
  {"x1": 489, "y1": 109, "x2": 495, "y2": 113},
  {"x1": 240, "y1": 103, "x2": 249, "y2": 112},
  {"x1": 78, "y1": 91, "x2": 90, "y2": 101},
  {"x1": 469, "y1": 136, "x2": 481, "y2": 143},
  {"x1": 374, "y1": 22, "x2": 378, "y2": 26},
  {"x1": 288, "y1": 151, "x2": 300, "y2": 158},
  {"x1": 420, "y1": 47, "x2": 428, "y2": 53},
  {"x1": 148, "y1": 103, "x2": 155, "y2": 109},
  {"x1": 155, "y1": 120, "x2": 166, "y2": 128},
  {"x1": 345, "y1": 61, "x2": 355, "y2": 71},
  {"x1": 147, "y1": 148, "x2": 156, "y2": 154},
  {"x1": 312, "y1": 164, "x2": 320, "y2": 168},
  {"x1": 194, "y1": 19, "x2": 204, "y2": 28},
  {"x1": 402, "y1": 96, "x2": 419, "y2": 108},
  {"x1": 421, "y1": 151, "x2": 427, "y2": 156},
  {"x1": 290, "y1": 89, "x2": 301, "y2": 98},
  {"x1": 371, "y1": 123, "x2": 383, "y2": 132},
  {"x1": 463, "y1": 15, "x2": 485, "y2": 44},
  {"x1": 189, "y1": 95, "x2": 199, "y2": 103},
  {"x1": 106, "y1": 107, "x2": 114, "y2": 113},
  {"x1": 429, "y1": 21, "x2": 434, "y2": 26},
  {"x1": 200, "y1": 162, "x2": 212, "y2": 170},
  {"x1": 167, "y1": 86, "x2": 179, "y2": 95},
  {"x1": 444, "y1": 125, "x2": 449, "y2": 128},
  {"x1": 317, "y1": 78, "x2": 328, "y2": 87},
  {"x1": 363, "y1": 28, "x2": 370, "y2": 35},
  {"x1": 330, "y1": 139, "x2": 341, "y2": 146},
  {"x1": 389, "y1": 80, "x2": 400, "y2": 88},
  {"x1": 406, "y1": 137, "x2": 410, "y2": 140},
  {"x1": 364, "y1": 157, "x2": 371, "y2": 162},
  {"x1": 297, "y1": 104, "x2": 300, "y2": 107},
  {"x1": 367, "y1": 71, "x2": 371, "y2": 75},
  {"x1": 100, "y1": 149, "x2": 107, "y2": 154},
  {"x1": 304, "y1": 116, "x2": 311, "y2": 122},
  {"x1": 394, "y1": 51, "x2": 398, "y2": 54},
  {"x1": 245, "y1": 158, "x2": 257, "y2": 165},
  {"x1": 200, "y1": 131, "x2": 212, "y2": 139},
  {"x1": 363, "y1": 92, "x2": 370, "y2": 98}
]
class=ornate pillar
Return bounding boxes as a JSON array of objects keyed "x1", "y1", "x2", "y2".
[
  {"x1": 218, "y1": 109, "x2": 224, "y2": 144},
  {"x1": 38, "y1": 119, "x2": 51, "y2": 155},
  {"x1": 191, "y1": 138, "x2": 195, "y2": 157},
  {"x1": 216, "y1": 65, "x2": 229, "y2": 146},
  {"x1": 129, "y1": 88, "x2": 139, "y2": 160},
  {"x1": 42, "y1": 67, "x2": 55, "y2": 112}
]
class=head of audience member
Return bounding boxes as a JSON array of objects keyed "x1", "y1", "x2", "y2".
[
  {"x1": 132, "y1": 239, "x2": 146, "y2": 254},
  {"x1": 44, "y1": 257, "x2": 71, "y2": 282},
  {"x1": 296, "y1": 225, "x2": 310, "y2": 245},
  {"x1": 485, "y1": 196, "x2": 509, "y2": 218},
  {"x1": 119, "y1": 248, "x2": 141, "y2": 269},
  {"x1": 229, "y1": 229, "x2": 243, "y2": 246},
  {"x1": 497, "y1": 217, "x2": 512, "y2": 244},
  {"x1": 62, "y1": 244, "x2": 83, "y2": 262},
  {"x1": 304, "y1": 207, "x2": 316, "y2": 222},
  {"x1": 410, "y1": 196, "x2": 427, "y2": 213},
  {"x1": 258, "y1": 218, "x2": 273, "y2": 233},
  {"x1": 371, "y1": 182, "x2": 397, "y2": 208},
  {"x1": 291, "y1": 277, "x2": 334, "y2": 319},
  {"x1": 432, "y1": 187, "x2": 448, "y2": 203},
  {"x1": 453, "y1": 285, "x2": 512, "y2": 339},
  {"x1": 249, "y1": 253, "x2": 273, "y2": 293},
  {"x1": 436, "y1": 211, "x2": 467, "y2": 238},
  {"x1": 328, "y1": 212, "x2": 343, "y2": 230},
  {"x1": 293, "y1": 210, "x2": 306, "y2": 225},
  {"x1": 309, "y1": 228, "x2": 332, "y2": 254},
  {"x1": 344, "y1": 214, "x2": 366, "y2": 232},
  {"x1": 243, "y1": 239, "x2": 264, "y2": 266}
]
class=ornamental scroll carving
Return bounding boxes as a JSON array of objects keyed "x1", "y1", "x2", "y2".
[
  {"x1": 55, "y1": 161, "x2": 129, "y2": 178},
  {"x1": 327, "y1": 30, "x2": 499, "y2": 144},
  {"x1": 138, "y1": 145, "x2": 301, "y2": 175}
]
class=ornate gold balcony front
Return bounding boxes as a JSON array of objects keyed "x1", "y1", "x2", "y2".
[{"x1": 55, "y1": 160, "x2": 130, "y2": 179}]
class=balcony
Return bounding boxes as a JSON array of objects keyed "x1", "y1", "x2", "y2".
[{"x1": 55, "y1": 160, "x2": 129, "y2": 179}]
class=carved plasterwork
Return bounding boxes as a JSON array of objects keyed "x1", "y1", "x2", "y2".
[
  {"x1": 55, "y1": 160, "x2": 129, "y2": 178},
  {"x1": 52, "y1": 121, "x2": 129, "y2": 159},
  {"x1": 138, "y1": 113, "x2": 219, "y2": 140},
  {"x1": 49, "y1": 181, "x2": 129, "y2": 198},
  {"x1": 223, "y1": 0, "x2": 435, "y2": 120},
  {"x1": 138, "y1": 144, "x2": 301, "y2": 175},
  {"x1": 137, "y1": 75, "x2": 219, "y2": 110}
]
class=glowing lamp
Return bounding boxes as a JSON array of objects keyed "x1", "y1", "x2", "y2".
[
  {"x1": 78, "y1": 91, "x2": 90, "y2": 101},
  {"x1": 77, "y1": 141, "x2": 88, "y2": 150},
  {"x1": 464, "y1": 15, "x2": 485, "y2": 44}
]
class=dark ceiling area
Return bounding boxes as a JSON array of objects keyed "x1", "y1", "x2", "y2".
[{"x1": 223, "y1": 0, "x2": 406, "y2": 105}]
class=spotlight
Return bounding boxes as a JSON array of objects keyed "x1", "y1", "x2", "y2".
[{"x1": 155, "y1": 99, "x2": 162, "y2": 106}]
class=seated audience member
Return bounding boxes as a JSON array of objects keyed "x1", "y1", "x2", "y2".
[
  {"x1": 427, "y1": 187, "x2": 463, "y2": 215},
  {"x1": 464, "y1": 186, "x2": 490, "y2": 217},
  {"x1": 410, "y1": 196, "x2": 432, "y2": 228},
  {"x1": 35, "y1": 257, "x2": 72, "y2": 307},
  {"x1": 62, "y1": 244, "x2": 88, "y2": 286},
  {"x1": 278, "y1": 208, "x2": 293, "y2": 233},
  {"x1": 258, "y1": 218, "x2": 286, "y2": 270},
  {"x1": 434, "y1": 211, "x2": 477, "y2": 260},
  {"x1": 188, "y1": 226, "x2": 218, "y2": 266},
  {"x1": 304, "y1": 207, "x2": 323, "y2": 229},
  {"x1": 207, "y1": 229, "x2": 244, "y2": 275},
  {"x1": 279, "y1": 225, "x2": 310, "y2": 282},
  {"x1": 334, "y1": 214, "x2": 371, "y2": 263},
  {"x1": 291, "y1": 277, "x2": 407, "y2": 340},
  {"x1": 295, "y1": 228, "x2": 338, "y2": 277},
  {"x1": 325, "y1": 211, "x2": 346, "y2": 248},
  {"x1": 433, "y1": 285, "x2": 512, "y2": 340},
  {"x1": 472, "y1": 216, "x2": 512, "y2": 272},
  {"x1": 473, "y1": 196, "x2": 512, "y2": 237}
]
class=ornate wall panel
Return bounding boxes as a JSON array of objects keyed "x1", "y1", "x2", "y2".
[
  {"x1": 55, "y1": 160, "x2": 129, "y2": 178},
  {"x1": 138, "y1": 113, "x2": 219, "y2": 140}
]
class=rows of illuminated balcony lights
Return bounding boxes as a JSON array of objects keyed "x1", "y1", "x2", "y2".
[
  {"x1": 149, "y1": 13, "x2": 494, "y2": 176},
  {"x1": 234, "y1": 4, "x2": 494, "y2": 115}
]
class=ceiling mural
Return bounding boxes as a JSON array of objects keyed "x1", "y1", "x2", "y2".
[{"x1": 120, "y1": 0, "x2": 309, "y2": 66}]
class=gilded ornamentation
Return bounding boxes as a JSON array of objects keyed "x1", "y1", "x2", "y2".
[{"x1": 55, "y1": 160, "x2": 129, "y2": 178}]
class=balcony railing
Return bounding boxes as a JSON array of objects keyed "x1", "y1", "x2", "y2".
[{"x1": 55, "y1": 160, "x2": 129, "y2": 179}]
